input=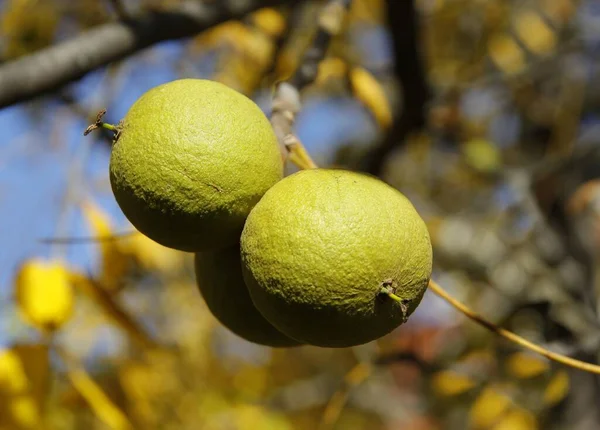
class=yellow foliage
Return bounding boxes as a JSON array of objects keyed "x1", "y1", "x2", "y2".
[
  {"x1": 505, "y1": 352, "x2": 549, "y2": 379},
  {"x1": 461, "y1": 138, "x2": 501, "y2": 174},
  {"x1": 235, "y1": 405, "x2": 292, "y2": 430},
  {"x1": 349, "y1": 0, "x2": 386, "y2": 23},
  {"x1": 350, "y1": 67, "x2": 393, "y2": 129},
  {"x1": 514, "y1": 11, "x2": 556, "y2": 56},
  {"x1": 0, "y1": 345, "x2": 49, "y2": 430},
  {"x1": 12, "y1": 345, "x2": 50, "y2": 410},
  {"x1": 232, "y1": 365, "x2": 268, "y2": 400},
  {"x1": 316, "y1": 57, "x2": 348, "y2": 85},
  {"x1": 488, "y1": 33, "x2": 526, "y2": 76},
  {"x1": 252, "y1": 8, "x2": 287, "y2": 38},
  {"x1": 15, "y1": 259, "x2": 74, "y2": 331},
  {"x1": 8, "y1": 396, "x2": 39, "y2": 429},
  {"x1": 543, "y1": 370, "x2": 569, "y2": 406},
  {"x1": 0, "y1": 0, "x2": 58, "y2": 59},
  {"x1": 470, "y1": 385, "x2": 512, "y2": 429},
  {"x1": 68, "y1": 272, "x2": 157, "y2": 350},
  {"x1": 68, "y1": 366, "x2": 133, "y2": 430},
  {"x1": 431, "y1": 369, "x2": 476, "y2": 396},
  {"x1": 81, "y1": 201, "x2": 131, "y2": 292},
  {"x1": 492, "y1": 407, "x2": 537, "y2": 430},
  {"x1": 125, "y1": 233, "x2": 183, "y2": 274},
  {"x1": 0, "y1": 350, "x2": 28, "y2": 394}
]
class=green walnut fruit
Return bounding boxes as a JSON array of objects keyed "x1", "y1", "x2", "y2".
[
  {"x1": 110, "y1": 79, "x2": 283, "y2": 252},
  {"x1": 240, "y1": 169, "x2": 432, "y2": 348},
  {"x1": 194, "y1": 246, "x2": 301, "y2": 347}
]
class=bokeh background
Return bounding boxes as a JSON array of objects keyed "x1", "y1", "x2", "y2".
[{"x1": 1, "y1": 0, "x2": 600, "y2": 428}]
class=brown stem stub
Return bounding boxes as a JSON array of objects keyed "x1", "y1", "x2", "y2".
[{"x1": 83, "y1": 109, "x2": 107, "y2": 136}]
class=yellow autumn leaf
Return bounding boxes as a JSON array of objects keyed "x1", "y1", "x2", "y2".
[
  {"x1": 81, "y1": 201, "x2": 131, "y2": 292},
  {"x1": 488, "y1": 33, "x2": 526, "y2": 76},
  {"x1": 15, "y1": 259, "x2": 74, "y2": 332},
  {"x1": 231, "y1": 404, "x2": 293, "y2": 430},
  {"x1": 125, "y1": 233, "x2": 183, "y2": 274},
  {"x1": 67, "y1": 364, "x2": 133, "y2": 430},
  {"x1": 470, "y1": 385, "x2": 512, "y2": 429},
  {"x1": 0, "y1": 345, "x2": 49, "y2": 430},
  {"x1": 12, "y1": 345, "x2": 50, "y2": 412},
  {"x1": 514, "y1": 10, "x2": 556, "y2": 56},
  {"x1": 0, "y1": 349, "x2": 28, "y2": 394},
  {"x1": 316, "y1": 57, "x2": 348, "y2": 85},
  {"x1": 350, "y1": 67, "x2": 393, "y2": 129},
  {"x1": 431, "y1": 369, "x2": 477, "y2": 396},
  {"x1": 461, "y1": 138, "x2": 501, "y2": 174},
  {"x1": 506, "y1": 352, "x2": 549, "y2": 379},
  {"x1": 492, "y1": 407, "x2": 538, "y2": 430},
  {"x1": 543, "y1": 370, "x2": 569, "y2": 406},
  {"x1": 7, "y1": 396, "x2": 39, "y2": 429},
  {"x1": 68, "y1": 272, "x2": 157, "y2": 350},
  {"x1": 252, "y1": 8, "x2": 286, "y2": 38},
  {"x1": 349, "y1": 0, "x2": 386, "y2": 23},
  {"x1": 0, "y1": 0, "x2": 58, "y2": 59}
]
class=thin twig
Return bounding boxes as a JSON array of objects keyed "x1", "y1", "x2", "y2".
[
  {"x1": 39, "y1": 231, "x2": 139, "y2": 244},
  {"x1": 271, "y1": 0, "x2": 351, "y2": 167},
  {"x1": 424, "y1": 279, "x2": 600, "y2": 375}
]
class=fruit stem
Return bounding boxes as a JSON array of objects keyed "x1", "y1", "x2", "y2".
[
  {"x1": 427, "y1": 279, "x2": 600, "y2": 375},
  {"x1": 83, "y1": 109, "x2": 120, "y2": 137},
  {"x1": 100, "y1": 122, "x2": 119, "y2": 132}
]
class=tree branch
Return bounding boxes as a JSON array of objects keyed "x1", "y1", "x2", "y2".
[
  {"x1": 0, "y1": 0, "x2": 301, "y2": 108},
  {"x1": 271, "y1": 0, "x2": 352, "y2": 167},
  {"x1": 360, "y1": 0, "x2": 429, "y2": 175}
]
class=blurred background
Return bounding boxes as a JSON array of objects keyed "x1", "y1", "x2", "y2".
[{"x1": 1, "y1": 0, "x2": 600, "y2": 428}]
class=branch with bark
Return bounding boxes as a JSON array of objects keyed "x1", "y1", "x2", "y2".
[
  {"x1": 271, "y1": 0, "x2": 352, "y2": 168},
  {"x1": 0, "y1": 0, "x2": 301, "y2": 108},
  {"x1": 360, "y1": 0, "x2": 429, "y2": 175}
]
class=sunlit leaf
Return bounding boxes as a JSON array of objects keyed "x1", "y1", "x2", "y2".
[
  {"x1": 470, "y1": 385, "x2": 512, "y2": 429},
  {"x1": 350, "y1": 67, "x2": 393, "y2": 129},
  {"x1": 0, "y1": 345, "x2": 49, "y2": 430},
  {"x1": 125, "y1": 233, "x2": 184, "y2": 275},
  {"x1": 461, "y1": 138, "x2": 501, "y2": 174},
  {"x1": 488, "y1": 33, "x2": 526, "y2": 76},
  {"x1": 316, "y1": 57, "x2": 348, "y2": 85},
  {"x1": 514, "y1": 11, "x2": 556, "y2": 56},
  {"x1": 81, "y1": 201, "x2": 131, "y2": 292},
  {"x1": 492, "y1": 407, "x2": 537, "y2": 430},
  {"x1": 252, "y1": 8, "x2": 287, "y2": 38},
  {"x1": 231, "y1": 404, "x2": 293, "y2": 430},
  {"x1": 67, "y1": 365, "x2": 133, "y2": 430},
  {"x1": 12, "y1": 345, "x2": 50, "y2": 414},
  {"x1": 543, "y1": 370, "x2": 569, "y2": 406},
  {"x1": 15, "y1": 259, "x2": 74, "y2": 332},
  {"x1": 7, "y1": 396, "x2": 40, "y2": 429},
  {"x1": 431, "y1": 369, "x2": 477, "y2": 396},
  {"x1": 0, "y1": 349, "x2": 28, "y2": 394},
  {"x1": 505, "y1": 352, "x2": 549, "y2": 379},
  {"x1": 349, "y1": 0, "x2": 386, "y2": 23},
  {"x1": 0, "y1": 0, "x2": 58, "y2": 59}
]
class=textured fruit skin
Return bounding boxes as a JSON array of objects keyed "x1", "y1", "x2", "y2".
[
  {"x1": 241, "y1": 169, "x2": 432, "y2": 348},
  {"x1": 194, "y1": 246, "x2": 301, "y2": 347},
  {"x1": 110, "y1": 79, "x2": 283, "y2": 252}
]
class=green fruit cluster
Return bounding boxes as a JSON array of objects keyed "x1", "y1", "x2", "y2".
[{"x1": 109, "y1": 79, "x2": 433, "y2": 348}]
